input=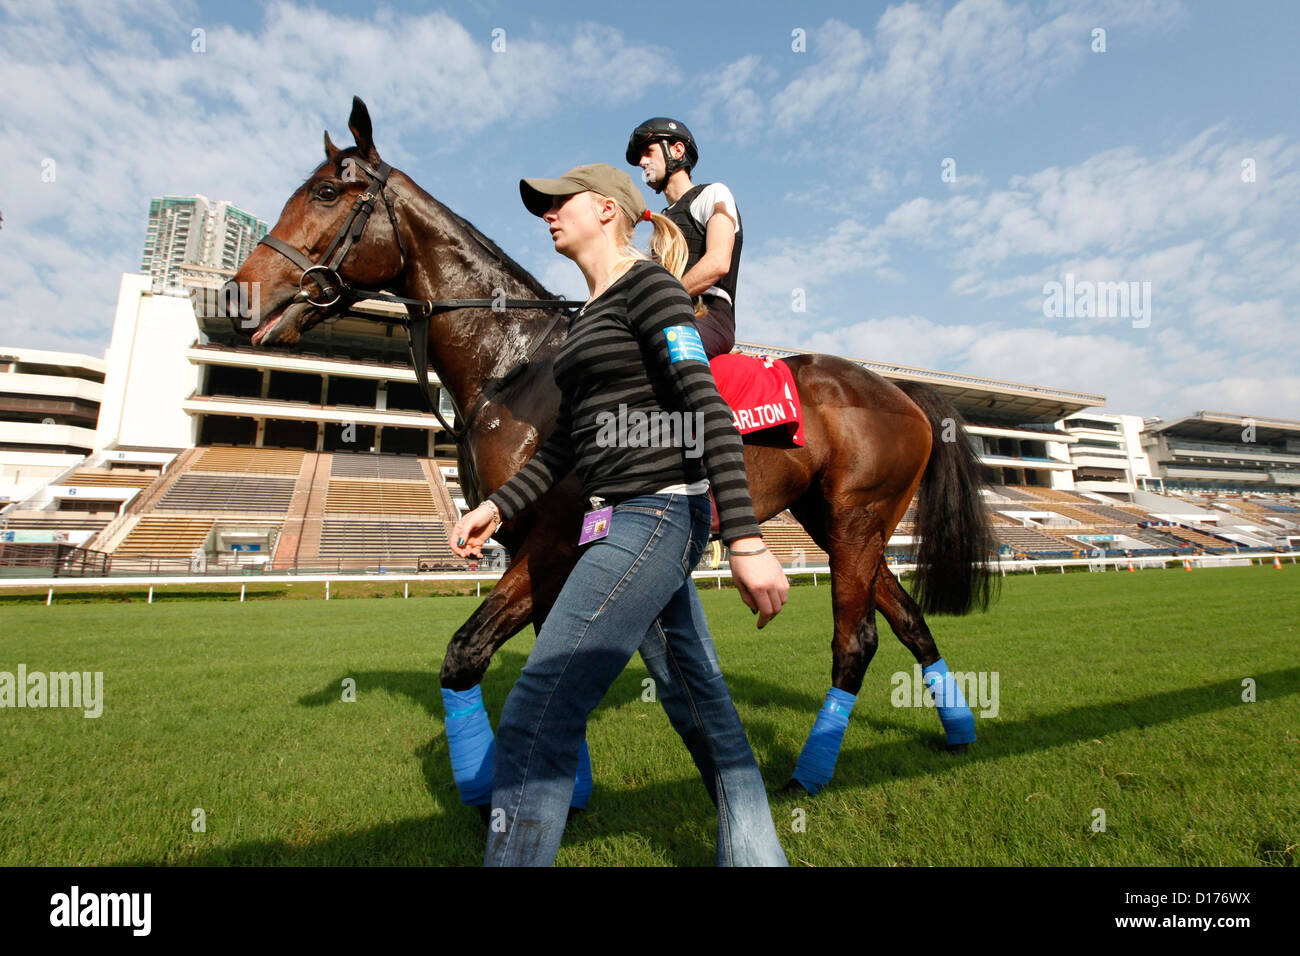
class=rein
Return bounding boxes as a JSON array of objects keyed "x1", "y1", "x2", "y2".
[{"x1": 254, "y1": 156, "x2": 583, "y2": 445}]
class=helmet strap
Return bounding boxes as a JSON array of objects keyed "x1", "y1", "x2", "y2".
[{"x1": 653, "y1": 137, "x2": 690, "y2": 194}]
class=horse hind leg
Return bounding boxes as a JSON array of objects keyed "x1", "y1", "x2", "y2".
[
  {"x1": 784, "y1": 505, "x2": 885, "y2": 796},
  {"x1": 874, "y1": 565, "x2": 976, "y2": 754}
]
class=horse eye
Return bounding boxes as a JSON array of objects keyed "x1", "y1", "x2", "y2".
[{"x1": 315, "y1": 184, "x2": 338, "y2": 201}]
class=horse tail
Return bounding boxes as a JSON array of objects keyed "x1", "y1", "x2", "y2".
[{"x1": 895, "y1": 381, "x2": 998, "y2": 615}]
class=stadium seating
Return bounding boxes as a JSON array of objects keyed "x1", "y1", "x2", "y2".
[
  {"x1": 158, "y1": 474, "x2": 296, "y2": 512},
  {"x1": 994, "y1": 525, "x2": 1081, "y2": 553},
  {"x1": 0, "y1": 514, "x2": 112, "y2": 535},
  {"x1": 113, "y1": 515, "x2": 215, "y2": 558},
  {"x1": 757, "y1": 521, "x2": 828, "y2": 565},
  {"x1": 330, "y1": 452, "x2": 425, "y2": 480},
  {"x1": 1010, "y1": 485, "x2": 1096, "y2": 504},
  {"x1": 31, "y1": 434, "x2": 1292, "y2": 574},
  {"x1": 989, "y1": 484, "x2": 1043, "y2": 502},
  {"x1": 63, "y1": 469, "x2": 159, "y2": 489},
  {"x1": 317, "y1": 519, "x2": 457, "y2": 566},
  {"x1": 325, "y1": 479, "x2": 438, "y2": 515},
  {"x1": 191, "y1": 446, "x2": 304, "y2": 475},
  {"x1": 1162, "y1": 525, "x2": 1234, "y2": 549},
  {"x1": 1077, "y1": 502, "x2": 1151, "y2": 523},
  {"x1": 1033, "y1": 503, "x2": 1105, "y2": 524}
]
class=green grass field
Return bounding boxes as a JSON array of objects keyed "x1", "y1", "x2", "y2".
[{"x1": 1, "y1": 565, "x2": 1296, "y2": 866}]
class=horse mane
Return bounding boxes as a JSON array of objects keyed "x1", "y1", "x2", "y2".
[
  {"x1": 321, "y1": 146, "x2": 555, "y2": 300},
  {"x1": 444, "y1": 208, "x2": 554, "y2": 299}
]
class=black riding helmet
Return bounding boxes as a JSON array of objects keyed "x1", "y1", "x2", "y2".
[{"x1": 626, "y1": 117, "x2": 698, "y2": 192}]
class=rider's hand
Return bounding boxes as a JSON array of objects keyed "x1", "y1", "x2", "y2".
[
  {"x1": 728, "y1": 537, "x2": 789, "y2": 629},
  {"x1": 450, "y1": 502, "x2": 499, "y2": 558}
]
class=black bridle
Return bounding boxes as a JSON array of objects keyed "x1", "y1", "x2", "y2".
[{"x1": 254, "y1": 156, "x2": 582, "y2": 444}]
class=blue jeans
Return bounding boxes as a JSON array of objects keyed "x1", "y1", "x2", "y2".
[{"x1": 484, "y1": 492, "x2": 788, "y2": 867}]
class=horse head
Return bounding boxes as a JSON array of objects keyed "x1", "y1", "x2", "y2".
[{"x1": 224, "y1": 96, "x2": 407, "y2": 347}]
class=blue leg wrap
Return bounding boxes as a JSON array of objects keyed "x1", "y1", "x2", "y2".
[
  {"x1": 791, "y1": 687, "x2": 857, "y2": 795},
  {"x1": 441, "y1": 685, "x2": 495, "y2": 806},
  {"x1": 571, "y1": 736, "x2": 593, "y2": 810},
  {"x1": 922, "y1": 658, "x2": 976, "y2": 745}
]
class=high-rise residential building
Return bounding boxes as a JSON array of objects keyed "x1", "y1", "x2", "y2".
[{"x1": 140, "y1": 195, "x2": 267, "y2": 292}]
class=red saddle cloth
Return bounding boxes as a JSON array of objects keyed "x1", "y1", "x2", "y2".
[
  {"x1": 710, "y1": 353, "x2": 804, "y2": 446},
  {"x1": 705, "y1": 353, "x2": 805, "y2": 536}
]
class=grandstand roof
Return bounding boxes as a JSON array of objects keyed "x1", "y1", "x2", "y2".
[
  {"x1": 1147, "y1": 411, "x2": 1300, "y2": 443},
  {"x1": 737, "y1": 341, "x2": 1105, "y2": 426}
]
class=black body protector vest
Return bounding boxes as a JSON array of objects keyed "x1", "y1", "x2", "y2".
[{"x1": 663, "y1": 183, "x2": 743, "y2": 308}]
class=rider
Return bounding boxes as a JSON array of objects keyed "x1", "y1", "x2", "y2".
[{"x1": 626, "y1": 118, "x2": 742, "y2": 360}]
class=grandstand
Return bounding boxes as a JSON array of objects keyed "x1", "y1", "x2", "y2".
[
  {"x1": 1143, "y1": 411, "x2": 1300, "y2": 495},
  {"x1": 3, "y1": 275, "x2": 1297, "y2": 574}
]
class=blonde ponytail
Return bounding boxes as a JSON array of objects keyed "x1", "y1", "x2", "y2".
[
  {"x1": 646, "y1": 211, "x2": 687, "y2": 279},
  {"x1": 598, "y1": 199, "x2": 694, "y2": 308},
  {"x1": 642, "y1": 213, "x2": 706, "y2": 315}
]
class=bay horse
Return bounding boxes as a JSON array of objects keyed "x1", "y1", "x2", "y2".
[{"x1": 226, "y1": 97, "x2": 995, "y2": 810}]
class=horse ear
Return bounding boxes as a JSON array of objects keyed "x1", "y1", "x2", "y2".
[
  {"x1": 324, "y1": 131, "x2": 341, "y2": 160},
  {"x1": 348, "y1": 96, "x2": 377, "y2": 159}
]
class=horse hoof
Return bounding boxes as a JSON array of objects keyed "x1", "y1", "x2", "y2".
[
  {"x1": 946, "y1": 743, "x2": 969, "y2": 756},
  {"x1": 778, "y1": 779, "x2": 809, "y2": 797}
]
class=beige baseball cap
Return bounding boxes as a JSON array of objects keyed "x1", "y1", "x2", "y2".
[{"x1": 520, "y1": 163, "x2": 648, "y2": 224}]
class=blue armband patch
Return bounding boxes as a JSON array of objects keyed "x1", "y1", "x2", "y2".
[{"x1": 664, "y1": 325, "x2": 708, "y2": 363}]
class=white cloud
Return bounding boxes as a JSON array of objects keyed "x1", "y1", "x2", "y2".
[
  {"x1": 696, "y1": 0, "x2": 1184, "y2": 154},
  {"x1": 0, "y1": 3, "x2": 673, "y2": 353},
  {"x1": 733, "y1": 120, "x2": 1300, "y2": 418}
]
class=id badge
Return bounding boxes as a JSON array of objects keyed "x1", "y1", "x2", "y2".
[{"x1": 578, "y1": 497, "x2": 613, "y2": 545}]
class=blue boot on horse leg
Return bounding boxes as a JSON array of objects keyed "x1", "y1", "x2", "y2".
[
  {"x1": 785, "y1": 507, "x2": 884, "y2": 796},
  {"x1": 787, "y1": 612, "x2": 874, "y2": 795},
  {"x1": 874, "y1": 566, "x2": 977, "y2": 753},
  {"x1": 441, "y1": 684, "x2": 592, "y2": 821},
  {"x1": 441, "y1": 685, "x2": 495, "y2": 821},
  {"x1": 922, "y1": 658, "x2": 976, "y2": 748}
]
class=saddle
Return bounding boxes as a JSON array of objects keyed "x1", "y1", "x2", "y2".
[{"x1": 706, "y1": 353, "x2": 805, "y2": 537}]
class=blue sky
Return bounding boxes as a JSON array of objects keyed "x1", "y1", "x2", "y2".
[{"x1": 1, "y1": 0, "x2": 1296, "y2": 420}]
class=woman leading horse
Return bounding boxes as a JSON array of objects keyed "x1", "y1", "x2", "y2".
[
  {"x1": 451, "y1": 163, "x2": 788, "y2": 865},
  {"x1": 227, "y1": 98, "x2": 995, "y2": 825}
]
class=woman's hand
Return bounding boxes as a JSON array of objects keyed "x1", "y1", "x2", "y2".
[
  {"x1": 450, "y1": 502, "x2": 500, "y2": 558},
  {"x1": 728, "y1": 537, "x2": 789, "y2": 629}
]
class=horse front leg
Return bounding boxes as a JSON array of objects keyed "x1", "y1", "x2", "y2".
[
  {"x1": 439, "y1": 559, "x2": 542, "y2": 813},
  {"x1": 439, "y1": 500, "x2": 589, "y2": 816},
  {"x1": 440, "y1": 555, "x2": 542, "y2": 691}
]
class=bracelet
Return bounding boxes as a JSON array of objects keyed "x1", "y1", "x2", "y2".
[
  {"x1": 729, "y1": 545, "x2": 767, "y2": 556},
  {"x1": 483, "y1": 499, "x2": 502, "y2": 534}
]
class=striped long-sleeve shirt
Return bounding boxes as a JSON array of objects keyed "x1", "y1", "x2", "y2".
[{"x1": 488, "y1": 259, "x2": 761, "y2": 544}]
